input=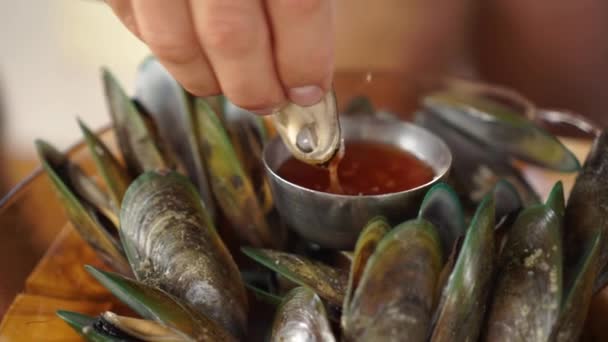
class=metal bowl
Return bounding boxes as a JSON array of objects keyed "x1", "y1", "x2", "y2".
[{"x1": 263, "y1": 115, "x2": 452, "y2": 249}]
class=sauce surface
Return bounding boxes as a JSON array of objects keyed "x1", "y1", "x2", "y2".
[{"x1": 277, "y1": 141, "x2": 434, "y2": 195}]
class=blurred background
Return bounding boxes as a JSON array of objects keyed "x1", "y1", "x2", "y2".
[{"x1": 1, "y1": 0, "x2": 607, "y2": 195}]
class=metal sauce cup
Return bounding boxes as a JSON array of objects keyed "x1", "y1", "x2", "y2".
[{"x1": 263, "y1": 115, "x2": 452, "y2": 249}]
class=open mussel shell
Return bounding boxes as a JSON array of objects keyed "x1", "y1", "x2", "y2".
[
  {"x1": 57, "y1": 310, "x2": 186, "y2": 342},
  {"x1": 430, "y1": 195, "x2": 495, "y2": 342},
  {"x1": 484, "y1": 204, "x2": 562, "y2": 341},
  {"x1": 415, "y1": 109, "x2": 540, "y2": 207},
  {"x1": 272, "y1": 90, "x2": 342, "y2": 165},
  {"x1": 242, "y1": 248, "x2": 347, "y2": 308},
  {"x1": 343, "y1": 219, "x2": 443, "y2": 341},
  {"x1": 119, "y1": 171, "x2": 247, "y2": 338},
  {"x1": 35, "y1": 140, "x2": 129, "y2": 274},
  {"x1": 563, "y1": 130, "x2": 608, "y2": 292},
  {"x1": 418, "y1": 182, "x2": 466, "y2": 255},
  {"x1": 193, "y1": 98, "x2": 278, "y2": 247},
  {"x1": 134, "y1": 57, "x2": 216, "y2": 222},
  {"x1": 270, "y1": 287, "x2": 336, "y2": 342},
  {"x1": 342, "y1": 217, "x2": 389, "y2": 322},
  {"x1": 102, "y1": 68, "x2": 170, "y2": 175},
  {"x1": 422, "y1": 91, "x2": 580, "y2": 172},
  {"x1": 78, "y1": 119, "x2": 131, "y2": 216},
  {"x1": 85, "y1": 266, "x2": 236, "y2": 341}
]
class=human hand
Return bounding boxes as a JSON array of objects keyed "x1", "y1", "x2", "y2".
[{"x1": 106, "y1": 0, "x2": 335, "y2": 114}]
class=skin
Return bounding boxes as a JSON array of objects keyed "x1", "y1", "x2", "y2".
[
  {"x1": 106, "y1": 0, "x2": 334, "y2": 114},
  {"x1": 107, "y1": 0, "x2": 608, "y2": 125}
]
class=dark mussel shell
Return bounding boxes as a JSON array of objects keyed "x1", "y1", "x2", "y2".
[
  {"x1": 270, "y1": 287, "x2": 336, "y2": 342},
  {"x1": 343, "y1": 219, "x2": 443, "y2": 341},
  {"x1": 563, "y1": 130, "x2": 608, "y2": 292},
  {"x1": 415, "y1": 109, "x2": 540, "y2": 207},
  {"x1": 431, "y1": 196, "x2": 495, "y2": 342},
  {"x1": 134, "y1": 57, "x2": 216, "y2": 222},
  {"x1": 119, "y1": 171, "x2": 247, "y2": 338},
  {"x1": 484, "y1": 204, "x2": 562, "y2": 341}
]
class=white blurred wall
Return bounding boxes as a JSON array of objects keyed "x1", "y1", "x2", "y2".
[{"x1": 0, "y1": 1, "x2": 149, "y2": 155}]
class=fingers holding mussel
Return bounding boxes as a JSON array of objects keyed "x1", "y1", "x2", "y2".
[{"x1": 119, "y1": 171, "x2": 248, "y2": 338}]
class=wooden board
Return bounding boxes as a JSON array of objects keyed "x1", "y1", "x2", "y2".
[
  {"x1": 24, "y1": 224, "x2": 112, "y2": 301},
  {"x1": 0, "y1": 294, "x2": 111, "y2": 341}
]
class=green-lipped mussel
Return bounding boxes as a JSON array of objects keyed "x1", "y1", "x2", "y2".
[{"x1": 37, "y1": 58, "x2": 608, "y2": 341}]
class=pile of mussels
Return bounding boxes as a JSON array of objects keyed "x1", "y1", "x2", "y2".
[{"x1": 36, "y1": 57, "x2": 608, "y2": 341}]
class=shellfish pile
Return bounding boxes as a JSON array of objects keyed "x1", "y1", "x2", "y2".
[{"x1": 37, "y1": 57, "x2": 608, "y2": 341}]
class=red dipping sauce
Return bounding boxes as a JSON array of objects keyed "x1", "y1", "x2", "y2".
[{"x1": 277, "y1": 141, "x2": 434, "y2": 196}]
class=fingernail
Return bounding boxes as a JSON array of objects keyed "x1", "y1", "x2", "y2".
[{"x1": 288, "y1": 86, "x2": 324, "y2": 107}]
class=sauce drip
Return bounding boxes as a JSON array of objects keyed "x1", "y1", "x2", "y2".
[{"x1": 278, "y1": 141, "x2": 434, "y2": 195}]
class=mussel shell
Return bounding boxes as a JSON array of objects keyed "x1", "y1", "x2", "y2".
[
  {"x1": 56, "y1": 310, "x2": 100, "y2": 340},
  {"x1": 563, "y1": 130, "x2": 608, "y2": 292},
  {"x1": 58, "y1": 310, "x2": 192, "y2": 342},
  {"x1": 242, "y1": 248, "x2": 347, "y2": 307},
  {"x1": 222, "y1": 107, "x2": 274, "y2": 214},
  {"x1": 343, "y1": 219, "x2": 443, "y2": 341},
  {"x1": 102, "y1": 68, "x2": 169, "y2": 175},
  {"x1": 545, "y1": 181, "x2": 565, "y2": 219},
  {"x1": 270, "y1": 287, "x2": 336, "y2": 342},
  {"x1": 193, "y1": 98, "x2": 277, "y2": 247},
  {"x1": 342, "y1": 217, "x2": 389, "y2": 322},
  {"x1": 553, "y1": 231, "x2": 602, "y2": 342},
  {"x1": 134, "y1": 57, "x2": 216, "y2": 222},
  {"x1": 484, "y1": 204, "x2": 562, "y2": 341},
  {"x1": 78, "y1": 119, "x2": 131, "y2": 218},
  {"x1": 422, "y1": 91, "x2": 580, "y2": 172},
  {"x1": 85, "y1": 266, "x2": 236, "y2": 341},
  {"x1": 119, "y1": 171, "x2": 247, "y2": 338},
  {"x1": 430, "y1": 196, "x2": 495, "y2": 342},
  {"x1": 100, "y1": 312, "x2": 186, "y2": 341},
  {"x1": 418, "y1": 182, "x2": 466, "y2": 256},
  {"x1": 272, "y1": 90, "x2": 341, "y2": 165},
  {"x1": 415, "y1": 109, "x2": 540, "y2": 207},
  {"x1": 36, "y1": 140, "x2": 129, "y2": 274}
]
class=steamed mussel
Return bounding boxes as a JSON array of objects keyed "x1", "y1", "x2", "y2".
[{"x1": 36, "y1": 57, "x2": 608, "y2": 341}]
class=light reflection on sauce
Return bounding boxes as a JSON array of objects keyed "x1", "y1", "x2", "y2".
[{"x1": 278, "y1": 141, "x2": 434, "y2": 195}]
